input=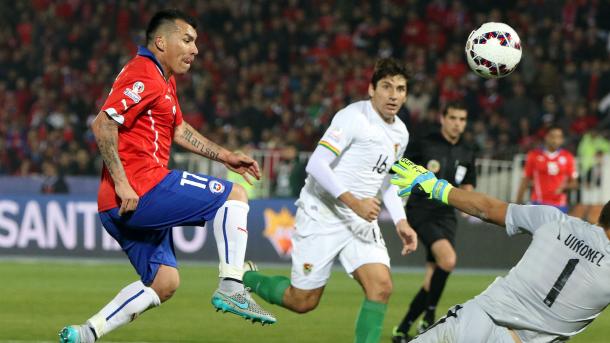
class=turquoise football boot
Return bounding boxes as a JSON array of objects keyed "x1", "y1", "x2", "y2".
[{"x1": 211, "y1": 288, "x2": 277, "y2": 325}]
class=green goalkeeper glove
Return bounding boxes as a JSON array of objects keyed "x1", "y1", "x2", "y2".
[{"x1": 390, "y1": 158, "x2": 454, "y2": 204}]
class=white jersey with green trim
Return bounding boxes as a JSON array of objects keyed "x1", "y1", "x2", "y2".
[
  {"x1": 474, "y1": 204, "x2": 610, "y2": 342},
  {"x1": 297, "y1": 100, "x2": 408, "y2": 226}
]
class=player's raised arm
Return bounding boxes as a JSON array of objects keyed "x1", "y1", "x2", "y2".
[
  {"x1": 173, "y1": 121, "x2": 260, "y2": 183},
  {"x1": 445, "y1": 184, "x2": 508, "y2": 227},
  {"x1": 391, "y1": 158, "x2": 508, "y2": 227},
  {"x1": 91, "y1": 110, "x2": 139, "y2": 215}
]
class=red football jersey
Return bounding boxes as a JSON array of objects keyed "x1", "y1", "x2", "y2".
[
  {"x1": 97, "y1": 47, "x2": 183, "y2": 211},
  {"x1": 523, "y1": 148, "x2": 577, "y2": 207}
]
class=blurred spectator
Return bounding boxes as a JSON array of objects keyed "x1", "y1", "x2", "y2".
[
  {"x1": 72, "y1": 148, "x2": 98, "y2": 175},
  {"x1": 569, "y1": 102, "x2": 598, "y2": 136},
  {"x1": 272, "y1": 144, "x2": 306, "y2": 198},
  {"x1": 40, "y1": 160, "x2": 69, "y2": 194},
  {"x1": 477, "y1": 79, "x2": 503, "y2": 115},
  {"x1": 571, "y1": 129, "x2": 610, "y2": 223},
  {"x1": 0, "y1": 0, "x2": 608, "y2": 190},
  {"x1": 502, "y1": 82, "x2": 538, "y2": 136},
  {"x1": 405, "y1": 81, "x2": 432, "y2": 124},
  {"x1": 436, "y1": 50, "x2": 466, "y2": 84}
]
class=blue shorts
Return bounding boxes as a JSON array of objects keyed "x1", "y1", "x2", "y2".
[{"x1": 99, "y1": 170, "x2": 233, "y2": 285}]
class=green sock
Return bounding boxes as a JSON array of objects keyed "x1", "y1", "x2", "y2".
[
  {"x1": 354, "y1": 299, "x2": 387, "y2": 343},
  {"x1": 243, "y1": 271, "x2": 290, "y2": 306}
]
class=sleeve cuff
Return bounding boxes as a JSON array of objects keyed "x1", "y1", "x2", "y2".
[{"x1": 104, "y1": 107, "x2": 125, "y2": 125}]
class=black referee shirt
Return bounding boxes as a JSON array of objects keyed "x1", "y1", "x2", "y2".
[{"x1": 404, "y1": 130, "x2": 477, "y2": 216}]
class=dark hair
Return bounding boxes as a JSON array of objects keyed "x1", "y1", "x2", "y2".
[
  {"x1": 545, "y1": 125, "x2": 564, "y2": 134},
  {"x1": 443, "y1": 101, "x2": 467, "y2": 117},
  {"x1": 146, "y1": 9, "x2": 197, "y2": 46},
  {"x1": 599, "y1": 201, "x2": 610, "y2": 228},
  {"x1": 371, "y1": 58, "x2": 409, "y2": 89}
]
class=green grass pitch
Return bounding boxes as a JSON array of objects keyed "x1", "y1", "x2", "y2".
[{"x1": 1, "y1": 260, "x2": 609, "y2": 342}]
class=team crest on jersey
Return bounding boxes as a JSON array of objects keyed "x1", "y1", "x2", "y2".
[
  {"x1": 123, "y1": 81, "x2": 144, "y2": 103},
  {"x1": 209, "y1": 180, "x2": 225, "y2": 193},
  {"x1": 303, "y1": 263, "x2": 313, "y2": 275},
  {"x1": 427, "y1": 159, "x2": 441, "y2": 173},
  {"x1": 263, "y1": 208, "x2": 296, "y2": 258}
]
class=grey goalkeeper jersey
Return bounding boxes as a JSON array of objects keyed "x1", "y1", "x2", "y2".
[{"x1": 474, "y1": 204, "x2": 610, "y2": 342}]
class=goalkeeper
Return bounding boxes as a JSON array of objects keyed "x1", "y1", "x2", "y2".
[{"x1": 390, "y1": 158, "x2": 610, "y2": 343}]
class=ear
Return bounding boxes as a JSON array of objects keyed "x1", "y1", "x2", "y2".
[
  {"x1": 368, "y1": 83, "x2": 374, "y2": 98},
  {"x1": 155, "y1": 36, "x2": 165, "y2": 52}
]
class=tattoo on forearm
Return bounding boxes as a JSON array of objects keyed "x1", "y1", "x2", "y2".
[
  {"x1": 180, "y1": 126, "x2": 221, "y2": 161},
  {"x1": 95, "y1": 124, "x2": 127, "y2": 183}
]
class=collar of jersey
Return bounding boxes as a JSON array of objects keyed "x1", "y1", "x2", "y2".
[
  {"x1": 137, "y1": 46, "x2": 165, "y2": 77},
  {"x1": 543, "y1": 148, "x2": 562, "y2": 158}
]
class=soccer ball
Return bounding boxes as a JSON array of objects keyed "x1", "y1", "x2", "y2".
[{"x1": 465, "y1": 22, "x2": 522, "y2": 79}]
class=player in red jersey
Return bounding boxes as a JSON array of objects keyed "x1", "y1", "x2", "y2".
[
  {"x1": 59, "y1": 9, "x2": 275, "y2": 343},
  {"x1": 516, "y1": 126, "x2": 578, "y2": 213}
]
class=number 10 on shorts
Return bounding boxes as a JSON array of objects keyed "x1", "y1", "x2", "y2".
[{"x1": 180, "y1": 171, "x2": 209, "y2": 189}]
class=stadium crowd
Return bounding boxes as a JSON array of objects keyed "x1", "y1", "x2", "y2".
[{"x1": 1, "y1": 0, "x2": 610, "y2": 185}]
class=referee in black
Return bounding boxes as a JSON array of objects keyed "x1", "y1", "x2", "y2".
[{"x1": 392, "y1": 101, "x2": 477, "y2": 342}]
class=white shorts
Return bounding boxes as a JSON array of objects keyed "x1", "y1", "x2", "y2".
[
  {"x1": 411, "y1": 300, "x2": 515, "y2": 343},
  {"x1": 290, "y1": 209, "x2": 390, "y2": 290}
]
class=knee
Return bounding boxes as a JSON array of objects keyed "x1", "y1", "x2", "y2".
[
  {"x1": 151, "y1": 273, "x2": 180, "y2": 303},
  {"x1": 437, "y1": 254, "x2": 457, "y2": 272},
  {"x1": 286, "y1": 288, "x2": 322, "y2": 314},
  {"x1": 227, "y1": 183, "x2": 248, "y2": 202},
  {"x1": 157, "y1": 279, "x2": 180, "y2": 303},
  {"x1": 366, "y1": 279, "x2": 393, "y2": 303},
  {"x1": 292, "y1": 298, "x2": 319, "y2": 314}
]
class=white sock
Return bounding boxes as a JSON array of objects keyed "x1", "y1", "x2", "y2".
[
  {"x1": 213, "y1": 200, "x2": 249, "y2": 281},
  {"x1": 87, "y1": 280, "x2": 161, "y2": 338}
]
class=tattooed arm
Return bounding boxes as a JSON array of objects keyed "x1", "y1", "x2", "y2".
[
  {"x1": 174, "y1": 121, "x2": 261, "y2": 184},
  {"x1": 173, "y1": 121, "x2": 229, "y2": 162},
  {"x1": 91, "y1": 111, "x2": 139, "y2": 215}
]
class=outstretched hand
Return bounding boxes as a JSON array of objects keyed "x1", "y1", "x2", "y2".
[
  {"x1": 391, "y1": 158, "x2": 438, "y2": 198},
  {"x1": 391, "y1": 158, "x2": 454, "y2": 204},
  {"x1": 224, "y1": 151, "x2": 261, "y2": 185}
]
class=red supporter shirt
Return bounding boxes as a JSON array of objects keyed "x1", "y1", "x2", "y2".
[
  {"x1": 97, "y1": 46, "x2": 183, "y2": 212},
  {"x1": 523, "y1": 148, "x2": 577, "y2": 207}
]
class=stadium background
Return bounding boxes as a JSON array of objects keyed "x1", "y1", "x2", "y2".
[{"x1": 2, "y1": 1, "x2": 610, "y2": 342}]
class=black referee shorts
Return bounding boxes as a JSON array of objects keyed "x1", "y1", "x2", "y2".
[{"x1": 408, "y1": 212, "x2": 457, "y2": 263}]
